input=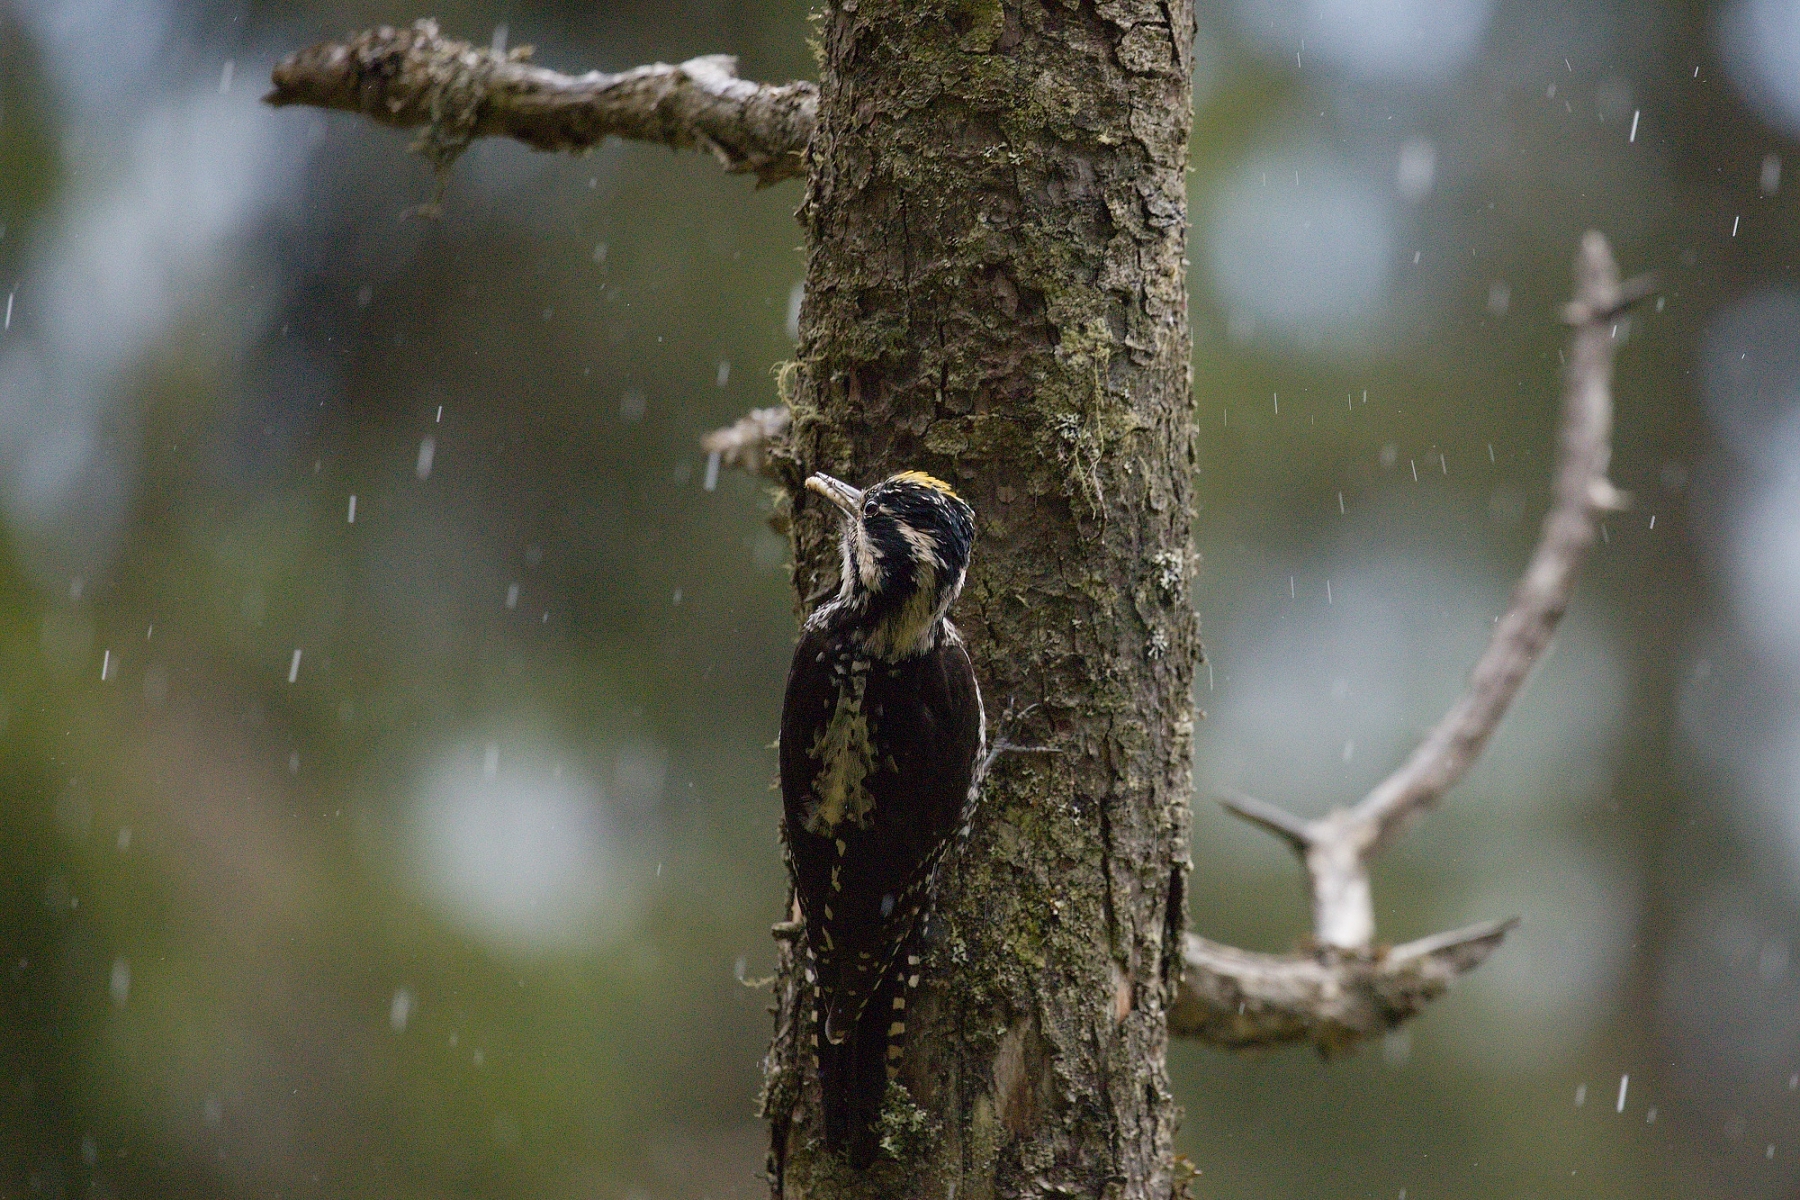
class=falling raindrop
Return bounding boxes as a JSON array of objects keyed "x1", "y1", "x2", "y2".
[
  {"x1": 786, "y1": 281, "x2": 805, "y2": 339},
  {"x1": 1396, "y1": 137, "x2": 1436, "y2": 202},
  {"x1": 390, "y1": 988, "x2": 415, "y2": 1032}
]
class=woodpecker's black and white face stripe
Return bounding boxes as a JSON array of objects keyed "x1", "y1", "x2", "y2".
[{"x1": 806, "y1": 471, "x2": 976, "y2": 661}]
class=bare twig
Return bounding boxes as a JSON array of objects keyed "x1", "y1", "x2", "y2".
[
  {"x1": 1173, "y1": 232, "x2": 1649, "y2": 1051},
  {"x1": 265, "y1": 19, "x2": 816, "y2": 186}
]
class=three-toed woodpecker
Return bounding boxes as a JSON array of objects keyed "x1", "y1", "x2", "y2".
[{"x1": 780, "y1": 470, "x2": 984, "y2": 1169}]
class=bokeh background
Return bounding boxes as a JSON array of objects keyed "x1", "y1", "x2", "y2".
[{"x1": 0, "y1": 0, "x2": 1796, "y2": 1196}]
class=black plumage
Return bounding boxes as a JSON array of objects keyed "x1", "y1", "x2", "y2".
[{"x1": 780, "y1": 470, "x2": 984, "y2": 1169}]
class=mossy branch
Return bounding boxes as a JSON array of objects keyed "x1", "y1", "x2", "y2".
[{"x1": 264, "y1": 19, "x2": 816, "y2": 186}]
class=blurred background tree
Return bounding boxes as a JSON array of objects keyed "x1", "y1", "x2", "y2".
[{"x1": 0, "y1": 1, "x2": 1797, "y2": 1198}]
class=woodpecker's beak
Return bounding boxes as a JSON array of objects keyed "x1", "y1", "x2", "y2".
[{"x1": 805, "y1": 473, "x2": 864, "y2": 517}]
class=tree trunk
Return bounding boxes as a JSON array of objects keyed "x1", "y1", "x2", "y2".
[{"x1": 763, "y1": 2, "x2": 1198, "y2": 1195}]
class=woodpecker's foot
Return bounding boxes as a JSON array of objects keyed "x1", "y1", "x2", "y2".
[{"x1": 979, "y1": 700, "x2": 1058, "y2": 777}]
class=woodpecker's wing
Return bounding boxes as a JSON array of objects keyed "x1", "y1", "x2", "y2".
[{"x1": 780, "y1": 620, "x2": 982, "y2": 1041}]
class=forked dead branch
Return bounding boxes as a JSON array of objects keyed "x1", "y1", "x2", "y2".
[{"x1": 1169, "y1": 232, "x2": 1653, "y2": 1052}]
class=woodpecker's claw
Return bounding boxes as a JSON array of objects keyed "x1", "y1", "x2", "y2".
[{"x1": 979, "y1": 699, "x2": 1059, "y2": 777}]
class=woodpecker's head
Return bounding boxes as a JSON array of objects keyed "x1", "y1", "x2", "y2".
[{"x1": 806, "y1": 470, "x2": 976, "y2": 657}]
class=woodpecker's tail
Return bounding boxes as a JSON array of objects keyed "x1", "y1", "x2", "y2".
[{"x1": 817, "y1": 965, "x2": 906, "y2": 1169}]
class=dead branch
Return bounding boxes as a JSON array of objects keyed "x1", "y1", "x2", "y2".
[
  {"x1": 1169, "y1": 920, "x2": 1517, "y2": 1054},
  {"x1": 1173, "y1": 231, "x2": 1651, "y2": 1052},
  {"x1": 264, "y1": 19, "x2": 816, "y2": 186}
]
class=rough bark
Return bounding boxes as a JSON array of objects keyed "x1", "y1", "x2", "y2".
[{"x1": 761, "y1": 2, "x2": 1198, "y2": 1197}]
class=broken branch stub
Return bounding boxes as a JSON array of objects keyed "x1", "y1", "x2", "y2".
[
  {"x1": 699, "y1": 406, "x2": 792, "y2": 480},
  {"x1": 1174, "y1": 232, "x2": 1650, "y2": 1053}
]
